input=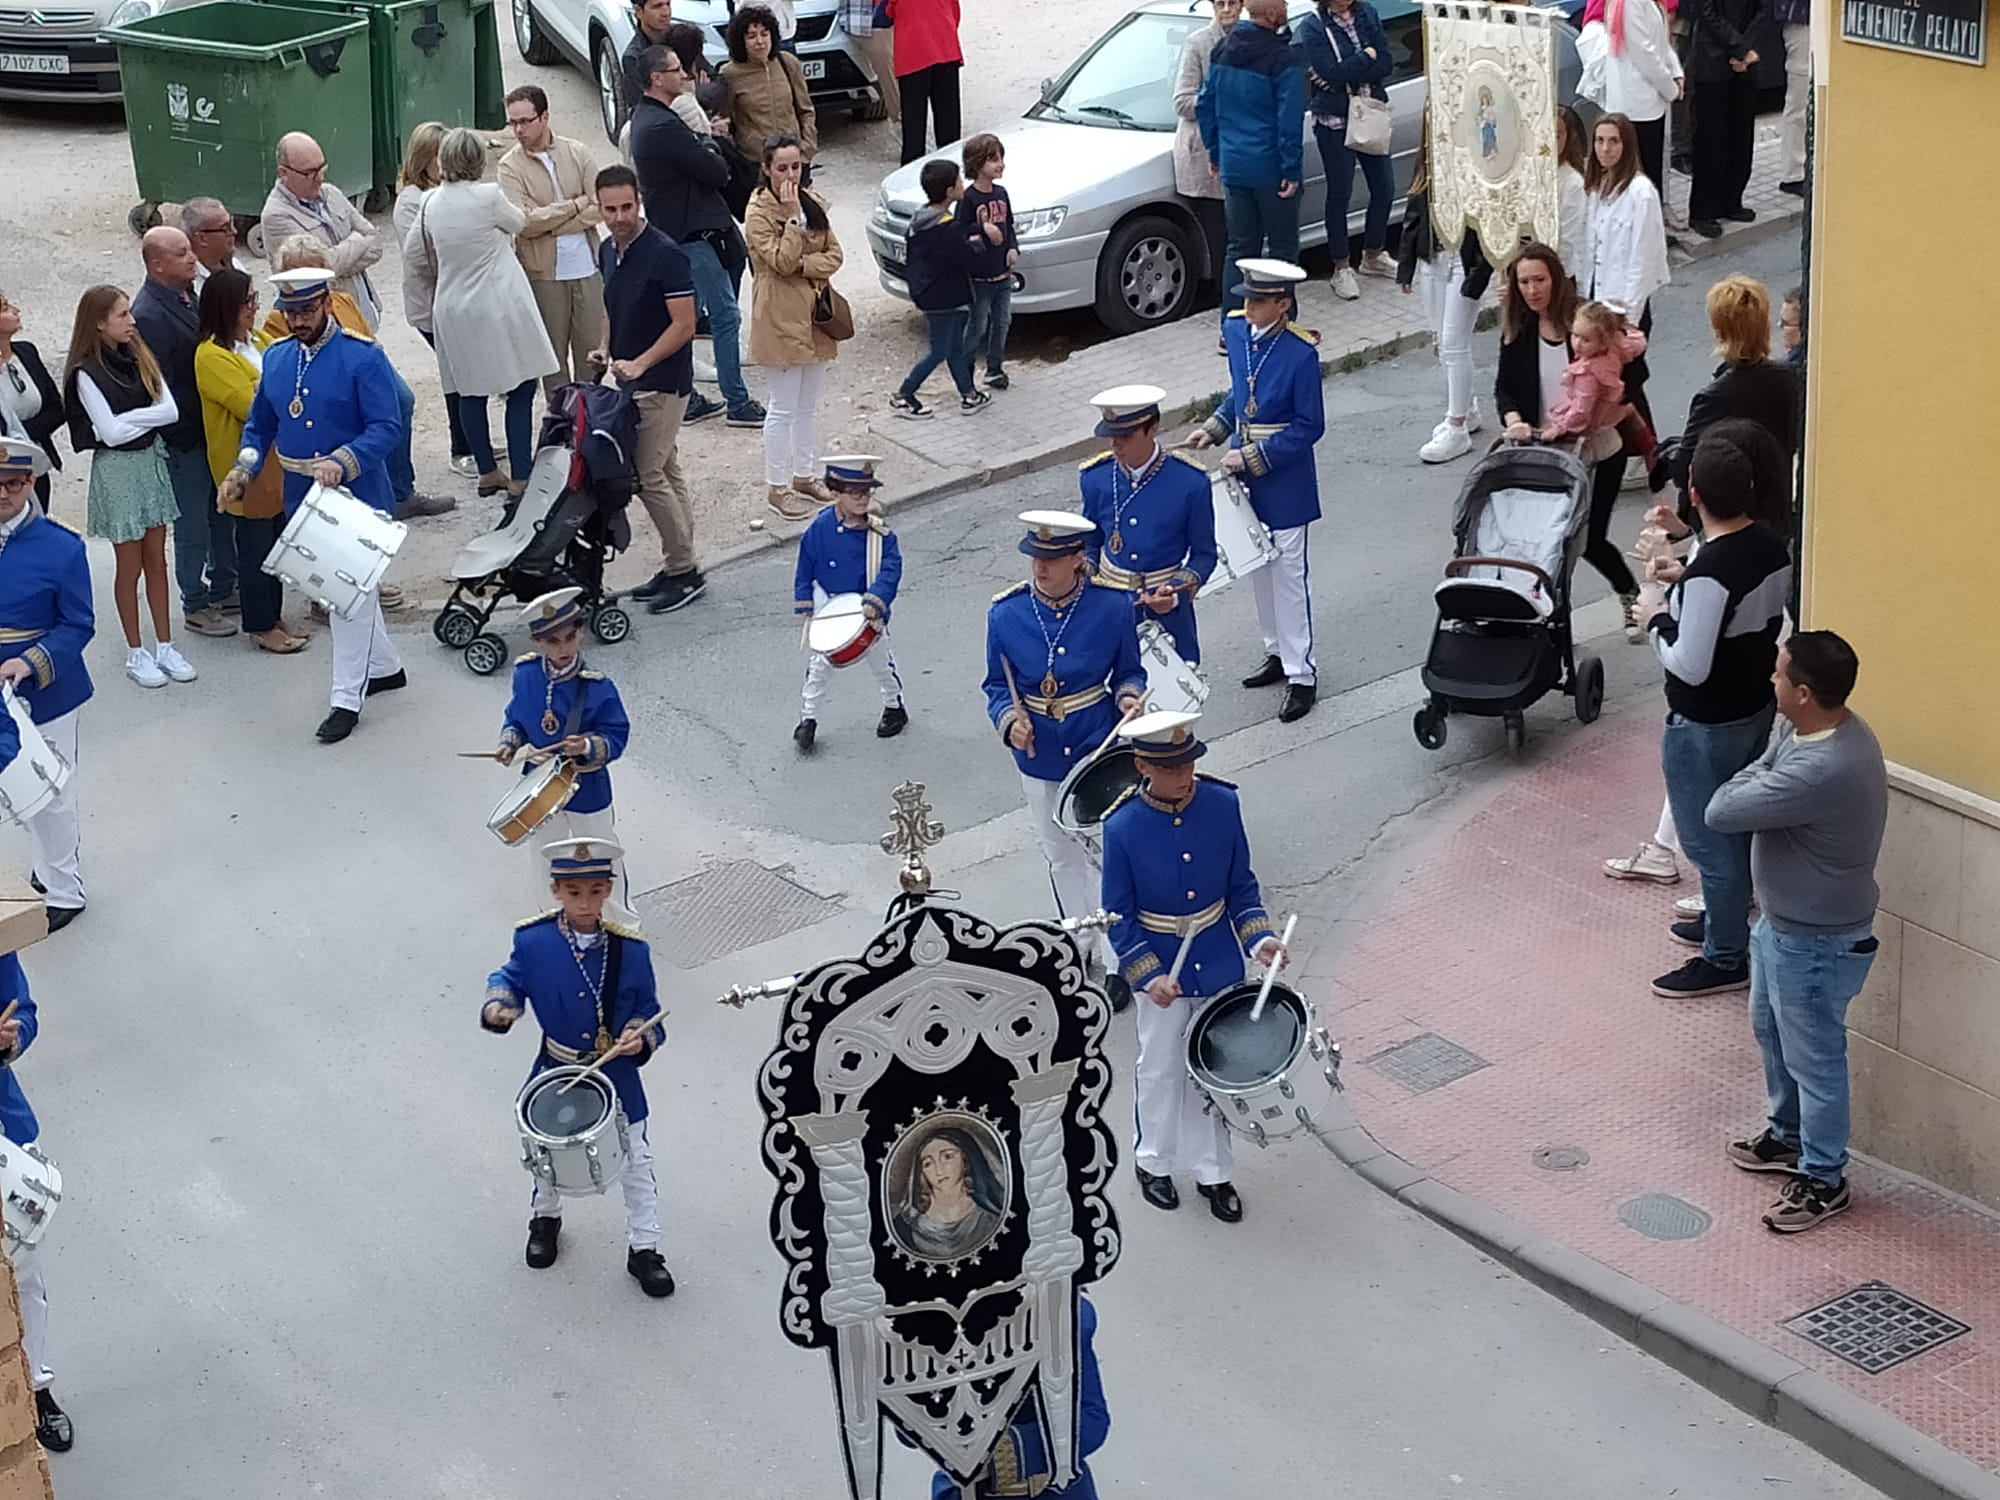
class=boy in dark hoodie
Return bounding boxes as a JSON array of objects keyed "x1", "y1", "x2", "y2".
[{"x1": 890, "y1": 159, "x2": 992, "y2": 420}]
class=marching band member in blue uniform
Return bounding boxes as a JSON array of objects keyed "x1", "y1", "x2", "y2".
[
  {"x1": 0, "y1": 439, "x2": 93, "y2": 932},
  {"x1": 481, "y1": 837, "x2": 675, "y2": 1298},
  {"x1": 984, "y1": 512, "x2": 1146, "y2": 1006},
  {"x1": 792, "y1": 455, "x2": 908, "y2": 752},
  {"x1": 221, "y1": 268, "x2": 406, "y2": 745},
  {"x1": 1078, "y1": 385, "x2": 1216, "y2": 665},
  {"x1": 1185, "y1": 259, "x2": 1325, "y2": 724},
  {"x1": 1100, "y1": 710, "x2": 1287, "y2": 1222},
  {"x1": 931, "y1": 1294, "x2": 1109, "y2": 1499},
  {"x1": 498, "y1": 587, "x2": 638, "y2": 930}
]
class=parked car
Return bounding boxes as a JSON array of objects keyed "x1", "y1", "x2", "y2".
[
  {"x1": 0, "y1": 0, "x2": 192, "y2": 103},
  {"x1": 512, "y1": 0, "x2": 881, "y2": 143},
  {"x1": 866, "y1": 0, "x2": 1586, "y2": 335}
]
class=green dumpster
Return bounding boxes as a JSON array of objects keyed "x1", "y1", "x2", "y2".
[{"x1": 105, "y1": 2, "x2": 375, "y2": 219}]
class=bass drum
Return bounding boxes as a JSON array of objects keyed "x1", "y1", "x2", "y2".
[
  {"x1": 1053, "y1": 746, "x2": 1142, "y2": 836},
  {"x1": 1187, "y1": 980, "x2": 1342, "y2": 1146},
  {"x1": 262, "y1": 483, "x2": 408, "y2": 620}
]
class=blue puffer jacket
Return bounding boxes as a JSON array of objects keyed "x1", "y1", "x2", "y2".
[
  {"x1": 1196, "y1": 19, "x2": 1306, "y2": 189},
  {"x1": 1294, "y1": 3, "x2": 1393, "y2": 122}
]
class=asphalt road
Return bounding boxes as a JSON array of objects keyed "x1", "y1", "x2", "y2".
[{"x1": 2, "y1": 231, "x2": 1875, "y2": 1500}]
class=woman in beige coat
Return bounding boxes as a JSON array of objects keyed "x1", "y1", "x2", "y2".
[
  {"x1": 721, "y1": 5, "x2": 818, "y2": 161},
  {"x1": 1173, "y1": 0, "x2": 1240, "y2": 327},
  {"x1": 745, "y1": 134, "x2": 842, "y2": 522}
]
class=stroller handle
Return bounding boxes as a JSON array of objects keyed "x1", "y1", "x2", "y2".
[{"x1": 1446, "y1": 555, "x2": 1558, "y2": 596}]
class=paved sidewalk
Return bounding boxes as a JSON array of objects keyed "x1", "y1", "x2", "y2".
[{"x1": 1304, "y1": 707, "x2": 2000, "y2": 1500}]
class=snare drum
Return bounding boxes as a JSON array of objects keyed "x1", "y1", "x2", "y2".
[
  {"x1": 487, "y1": 757, "x2": 580, "y2": 846},
  {"x1": 1053, "y1": 745, "x2": 1142, "y2": 836},
  {"x1": 1137, "y1": 619, "x2": 1210, "y2": 717},
  {"x1": 1200, "y1": 472, "x2": 1277, "y2": 598},
  {"x1": 805, "y1": 592, "x2": 881, "y2": 667},
  {"x1": 1186, "y1": 981, "x2": 1342, "y2": 1146},
  {"x1": 0, "y1": 686, "x2": 67, "y2": 827},
  {"x1": 262, "y1": 483, "x2": 409, "y2": 620},
  {"x1": 516, "y1": 1066, "x2": 629, "y2": 1195},
  {"x1": 0, "y1": 1135, "x2": 61, "y2": 1253}
]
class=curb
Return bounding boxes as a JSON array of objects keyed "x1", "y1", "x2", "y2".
[
  {"x1": 1318, "y1": 1120, "x2": 2000, "y2": 1500},
  {"x1": 1674, "y1": 201, "x2": 1804, "y2": 263}
]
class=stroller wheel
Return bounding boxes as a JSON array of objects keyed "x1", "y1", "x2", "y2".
[
  {"x1": 463, "y1": 633, "x2": 510, "y2": 677},
  {"x1": 590, "y1": 605, "x2": 632, "y2": 644},
  {"x1": 1503, "y1": 711, "x2": 1526, "y2": 756},
  {"x1": 1574, "y1": 654, "x2": 1605, "y2": 725},
  {"x1": 434, "y1": 605, "x2": 480, "y2": 650},
  {"x1": 1412, "y1": 704, "x2": 1447, "y2": 751}
]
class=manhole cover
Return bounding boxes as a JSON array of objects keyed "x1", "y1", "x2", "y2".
[
  {"x1": 1617, "y1": 1193, "x2": 1713, "y2": 1241},
  {"x1": 1533, "y1": 1144, "x2": 1590, "y2": 1171},
  {"x1": 1783, "y1": 1282, "x2": 1970, "y2": 1374},
  {"x1": 1366, "y1": 1033, "x2": 1488, "y2": 1094},
  {"x1": 633, "y1": 860, "x2": 839, "y2": 969}
]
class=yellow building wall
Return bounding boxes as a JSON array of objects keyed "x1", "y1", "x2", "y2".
[{"x1": 1805, "y1": 27, "x2": 2000, "y2": 798}]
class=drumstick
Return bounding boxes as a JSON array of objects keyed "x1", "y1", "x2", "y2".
[
  {"x1": 1248, "y1": 913, "x2": 1297, "y2": 1024},
  {"x1": 1088, "y1": 697, "x2": 1146, "y2": 763},
  {"x1": 1167, "y1": 928, "x2": 1196, "y2": 985},
  {"x1": 1000, "y1": 658, "x2": 1035, "y2": 760},
  {"x1": 556, "y1": 1011, "x2": 670, "y2": 1093}
]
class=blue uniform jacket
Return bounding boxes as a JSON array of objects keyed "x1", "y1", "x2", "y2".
[
  {"x1": 984, "y1": 580, "x2": 1145, "y2": 784},
  {"x1": 792, "y1": 508, "x2": 902, "y2": 624},
  {"x1": 0, "y1": 954, "x2": 40, "y2": 1146},
  {"x1": 498, "y1": 659, "x2": 630, "y2": 816},
  {"x1": 0, "y1": 508, "x2": 94, "y2": 723},
  {"x1": 483, "y1": 915, "x2": 661, "y2": 1125},
  {"x1": 1101, "y1": 777, "x2": 1276, "y2": 996},
  {"x1": 932, "y1": 1296, "x2": 1109, "y2": 1500},
  {"x1": 1196, "y1": 18, "x2": 1305, "y2": 189},
  {"x1": 1203, "y1": 315, "x2": 1325, "y2": 532},
  {"x1": 239, "y1": 325, "x2": 403, "y2": 515},
  {"x1": 1080, "y1": 447, "x2": 1216, "y2": 664}
]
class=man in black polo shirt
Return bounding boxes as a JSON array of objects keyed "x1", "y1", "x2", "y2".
[{"x1": 593, "y1": 164, "x2": 705, "y2": 615}]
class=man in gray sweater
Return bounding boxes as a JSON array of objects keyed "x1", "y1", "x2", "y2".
[{"x1": 1705, "y1": 630, "x2": 1886, "y2": 1234}]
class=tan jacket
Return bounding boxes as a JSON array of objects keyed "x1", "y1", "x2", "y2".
[
  {"x1": 496, "y1": 134, "x2": 605, "y2": 282},
  {"x1": 258, "y1": 180, "x2": 384, "y2": 325},
  {"x1": 721, "y1": 55, "x2": 818, "y2": 159},
  {"x1": 744, "y1": 186, "x2": 842, "y2": 368}
]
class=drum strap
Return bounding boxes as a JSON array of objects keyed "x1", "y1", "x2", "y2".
[
  {"x1": 562, "y1": 673, "x2": 589, "y2": 742},
  {"x1": 598, "y1": 932, "x2": 625, "y2": 1051},
  {"x1": 865, "y1": 527, "x2": 883, "y2": 592}
]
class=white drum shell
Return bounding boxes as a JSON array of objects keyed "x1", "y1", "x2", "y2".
[
  {"x1": 805, "y1": 593, "x2": 876, "y2": 661},
  {"x1": 1188, "y1": 994, "x2": 1340, "y2": 1146},
  {"x1": 262, "y1": 483, "x2": 409, "y2": 620},
  {"x1": 1200, "y1": 472, "x2": 1278, "y2": 598},
  {"x1": 1137, "y1": 619, "x2": 1210, "y2": 716},
  {"x1": 516, "y1": 1067, "x2": 629, "y2": 1195},
  {"x1": 0, "y1": 1136, "x2": 61, "y2": 1252},
  {"x1": 0, "y1": 687, "x2": 67, "y2": 828}
]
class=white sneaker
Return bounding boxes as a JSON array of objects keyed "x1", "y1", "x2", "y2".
[
  {"x1": 1603, "y1": 841, "x2": 1681, "y2": 884},
  {"x1": 1419, "y1": 424, "x2": 1473, "y2": 464},
  {"x1": 1621, "y1": 457, "x2": 1649, "y2": 491},
  {"x1": 1358, "y1": 249, "x2": 1397, "y2": 279},
  {"x1": 1330, "y1": 266, "x2": 1360, "y2": 301},
  {"x1": 1675, "y1": 893, "x2": 1707, "y2": 918},
  {"x1": 1466, "y1": 400, "x2": 1485, "y2": 434},
  {"x1": 154, "y1": 642, "x2": 198, "y2": 683},
  {"x1": 125, "y1": 646, "x2": 167, "y2": 689},
  {"x1": 449, "y1": 455, "x2": 479, "y2": 478}
]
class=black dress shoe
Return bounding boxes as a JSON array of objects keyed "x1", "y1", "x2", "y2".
[
  {"x1": 43, "y1": 906, "x2": 82, "y2": 934},
  {"x1": 1725, "y1": 206, "x2": 1756, "y2": 223},
  {"x1": 1241, "y1": 654, "x2": 1285, "y2": 689},
  {"x1": 1778, "y1": 179, "x2": 1805, "y2": 197},
  {"x1": 1135, "y1": 1167, "x2": 1179, "y2": 1211},
  {"x1": 627, "y1": 1247, "x2": 677, "y2": 1298},
  {"x1": 876, "y1": 703, "x2": 909, "y2": 738},
  {"x1": 525, "y1": 1215, "x2": 562, "y2": 1269},
  {"x1": 793, "y1": 718, "x2": 817, "y2": 752},
  {"x1": 366, "y1": 668, "x2": 407, "y2": 696},
  {"x1": 34, "y1": 1388, "x2": 71, "y2": 1453},
  {"x1": 1278, "y1": 682, "x2": 1317, "y2": 723},
  {"x1": 1690, "y1": 219, "x2": 1724, "y2": 239},
  {"x1": 1104, "y1": 973, "x2": 1132, "y2": 1014},
  {"x1": 28, "y1": 875, "x2": 43, "y2": 894},
  {"x1": 315, "y1": 707, "x2": 360, "y2": 744},
  {"x1": 630, "y1": 570, "x2": 671, "y2": 601},
  {"x1": 1197, "y1": 1181, "x2": 1244, "y2": 1223}
]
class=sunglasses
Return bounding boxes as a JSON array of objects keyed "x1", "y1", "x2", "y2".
[{"x1": 5, "y1": 366, "x2": 24, "y2": 397}]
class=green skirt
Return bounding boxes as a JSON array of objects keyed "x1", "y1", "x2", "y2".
[{"x1": 86, "y1": 441, "x2": 181, "y2": 544}]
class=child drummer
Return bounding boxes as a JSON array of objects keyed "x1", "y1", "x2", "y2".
[
  {"x1": 792, "y1": 455, "x2": 908, "y2": 752},
  {"x1": 497, "y1": 587, "x2": 637, "y2": 927},
  {"x1": 481, "y1": 837, "x2": 676, "y2": 1297}
]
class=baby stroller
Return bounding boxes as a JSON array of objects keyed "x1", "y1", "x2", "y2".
[
  {"x1": 1412, "y1": 442, "x2": 1605, "y2": 754},
  {"x1": 433, "y1": 379, "x2": 639, "y2": 675}
]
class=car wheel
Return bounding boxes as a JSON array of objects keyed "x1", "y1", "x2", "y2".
[
  {"x1": 513, "y1": 0, "x2": 561, "y2": 63},
  {"x1": 1095, "y1": 215, "x2": 1197, "y2": 336},
  {"x1": 595, "y1": 31, "x2": 626, "y2": 144}
]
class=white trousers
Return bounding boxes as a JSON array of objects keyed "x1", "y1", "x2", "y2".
[
  {"x1": 802, "y1": 638, "x2": 903, "y2": 720},
  {"x1": 1251, "y1": 525, "x2": 1317, "y2": 686},
  {"x1": 1418, "y1": 255, "x2": 1479, "y2": 423},
  {"x1": 11, "y1": 1241, "x2": 51, "y2": 1390},
  {"x1": 329, "y1": 590, "x2": 403, "y2": 713},
  {"x1": 763, "y1": 364, "x2": 827, "y2": 487},
  {"x1": 1781, "y1": 22, "x2": 1811, "y2": 181},
  {"x1": 1018, "y1": 772, "x2": 1115, "y2": 971},
  {"x1": 530, "y1": 1117, "x2": 660, "y2": 1251},
  {"x1": 27, "y1": 710, "x2": 82, "y2": 910},
  {"x1": 1134, "y1": 992, "x2": 1232, "y2": 1184},
  {"x1": 528, "y1": 805, "x2": 640, "y2": 931}
]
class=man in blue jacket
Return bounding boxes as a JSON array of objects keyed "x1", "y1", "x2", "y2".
[{"x1": 1196, "y1": 0, "x2": 1305, "y2": 329}]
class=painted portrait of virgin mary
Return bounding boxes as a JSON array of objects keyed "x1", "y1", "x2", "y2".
[{"x1": 887, "y1": 1120, "x2": 1009, "y2": 1263}]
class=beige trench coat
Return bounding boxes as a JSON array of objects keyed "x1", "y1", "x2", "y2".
[
  {"x1": 1172, "y1": 20, "x2": 1228, "y2": 200},
  {"x1": 744, "y1": 186, "x2": 844, "y2": 368}
]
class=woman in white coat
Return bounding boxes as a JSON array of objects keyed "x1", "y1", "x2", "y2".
[
  {"x1": 1576, "y1": 0, "x2": 1682, "y2": 191},
  {"x1": 403, "y1": 127, "x2": 557, "y2": 500}
]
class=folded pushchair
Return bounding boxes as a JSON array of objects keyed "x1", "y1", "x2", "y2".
[
  {"x1": 1413, "y1": 442, "x2": 1605, "y2": 754},
  {"x1": 433, "y1": 380, "x2": 639, "y2": 675}
]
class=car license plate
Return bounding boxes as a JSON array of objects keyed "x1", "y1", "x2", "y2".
[
  {"x1": 801, "y1": 57, "x2": 825, "y2": 79},
  {"x1": 0, "y1": 51, "x2": 70, "y2": 74}
]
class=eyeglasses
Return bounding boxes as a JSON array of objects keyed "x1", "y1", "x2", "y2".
[
  {"x1": 0, "y1": 476, "x2": 33, "y2": 496},
  {"x1": 195, "y1": 222, "x2": 235, "y2": 237},
  {"x1": 282, "y1": 159, "x2": 327, "y2": 178},
  {"x1": 505, "y1": 111, "x2": 546, "y2": 128},
  {"x1": 5, "y1": 366, "x2": 24, "y2": 396}
]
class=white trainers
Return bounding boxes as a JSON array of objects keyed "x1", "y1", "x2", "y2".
[
  {"x1": 1466, "y1": 400, "x2": 1485, "y2": 434},
  {"x1": 1358, "y1": 249, "x2": 1397, "y2": 279},
  {"x1": 1419, "y1": 424, "x2": 1473, "y2": 464},
  {"x1": 126, "y1": 646, "x2": 167, "y2": 689},
  {"x1": 1330, "y1": 266, "x2": 1360, "y2": 301},
  {"x1": 1675, "y1": 893, "x2": 1707, "y2": 918},
  {"x1": 1603, "y1": 841, "x2": 1681, "y2": 884},
  {"x1": 155, "y1": 642, "x2": 198, "y2": 683}
]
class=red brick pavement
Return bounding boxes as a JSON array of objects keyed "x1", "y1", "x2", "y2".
[{"x1": 1322, "y1": 707, "x2": 2000, "y2": 1474}]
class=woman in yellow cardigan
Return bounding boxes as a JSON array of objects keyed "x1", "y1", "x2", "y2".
[{"x1": 194, "y1": 268, "x2": 308, "y2": 654}]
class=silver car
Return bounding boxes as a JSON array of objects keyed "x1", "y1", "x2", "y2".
[
  {"x1": 867, "y1": 0, "x2": 1582, "y2": 334},
  {"x1": 512, "y1": 0, "x2": 883, "y2": 143},
  {"x1": 0, "y1": 0, "x2": 192, "y2": 103}
]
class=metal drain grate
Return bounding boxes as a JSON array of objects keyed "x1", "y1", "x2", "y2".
[
  {"x1": 1366, "y1": 1033, "x2": 1488, "y2": 1093},
  {"x1": 1783, "y1": 1282, "x2": 1970, "y2": 1375},
  {"x1": 1533, "y1": 1144, "x2": 1591, "y2": 1171},
  {"x1": 633, "y1": 860, "x2": 840, "y2": 968},
  {"x1": 1617, "y1": 1193, "x2": 1713, "y2": 1241}
]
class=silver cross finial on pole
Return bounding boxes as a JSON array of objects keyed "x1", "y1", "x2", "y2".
[{"x1": 879, "y1": 780, "x2": 946, "y2": 896}]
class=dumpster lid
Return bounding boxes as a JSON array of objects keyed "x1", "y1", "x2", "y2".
[{"x1": 103, "y1": 1, "x2": 368, "y2": 59}]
